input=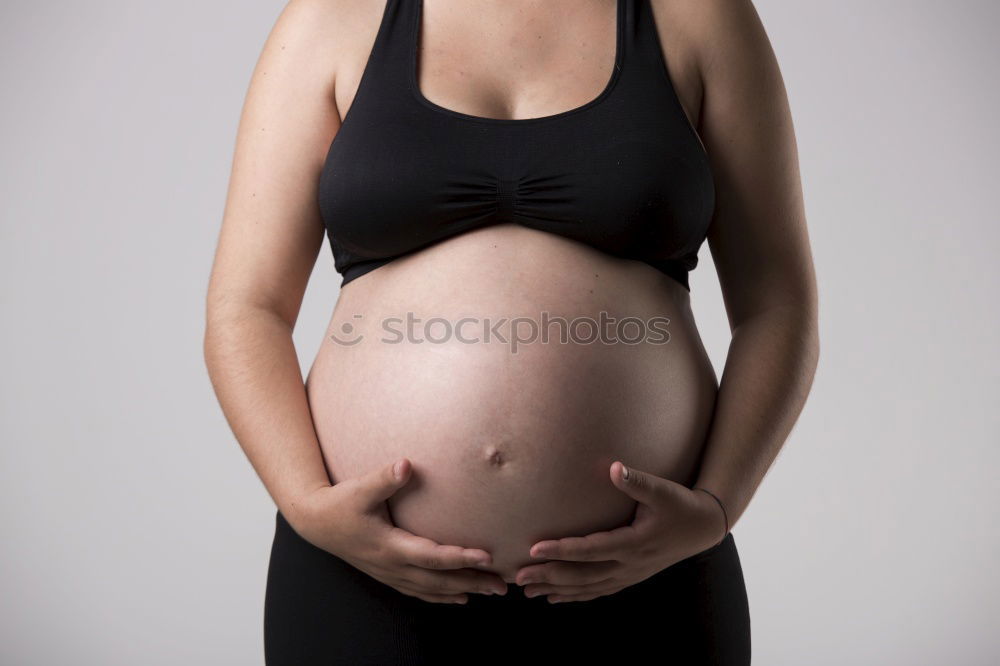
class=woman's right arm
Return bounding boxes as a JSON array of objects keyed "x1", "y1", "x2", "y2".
[
  {"x1": 203, "y1": 0, "x2": 507, "y2": 603},
  {"x1": 203, "y1": 0, "x2": 339, "y2": 529}
]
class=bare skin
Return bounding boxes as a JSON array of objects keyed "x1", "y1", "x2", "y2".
[
  {"x1": 204, "y1": 0, "x2": 818, "y2": 605},
  {"x1": 311, "y1": 225, "x2": 720, "y2": 581},
  {"x1": 513, "y1": 0, "x2": 821, "y2": 601}
]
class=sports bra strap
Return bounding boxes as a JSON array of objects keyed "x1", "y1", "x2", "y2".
[{"x1": 352, "y1": 0, "x2": 679, "y2": 113}]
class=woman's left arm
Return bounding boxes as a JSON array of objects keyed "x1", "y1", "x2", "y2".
[
  {"x1": 513, "y1": 0, "x2": 819, "y2": 602},
  {"x1": 691, "y1": 0, "x2": 820, "y2": 532}
]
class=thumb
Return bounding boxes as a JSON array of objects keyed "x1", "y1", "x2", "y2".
[
  {"x1": 357, "y1": 458, "x2": 412, "y2": 508},
  {"x1": 610, "y1": 461, "x2": 664, "y2": 506}
]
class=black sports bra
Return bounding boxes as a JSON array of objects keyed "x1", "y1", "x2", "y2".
[{"x1": 318, "y1": 0, "x2": 714, "y2": 292}]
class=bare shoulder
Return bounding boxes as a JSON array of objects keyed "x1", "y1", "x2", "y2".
[
  {"x1": 267, "y1": 0, "x2": 345, "y2": 57},
  {"x1": 684, "y1": 0, "x2": 781, "y2": 95},
  {"x1": 256, "y1": 0, "x2": 387, "y2": 92},
  {"x1": 650, "y1": 0, "x2": 776, "y2": 84},
  {"x1": 644, "y1": 0, "x2": 773, "y2": 131},
  {"x1": 207, "y1": 0, "x2": 380, "y2": 322},
  {"x1": 662, "y1": 0, "x2": 813, "y2": 319},
  {"x1": 319, "y1": 0, "x2": 391, "y2": 117},
  {"x1": 262, "y1": 0, "x2": 352, "y2": 79}
]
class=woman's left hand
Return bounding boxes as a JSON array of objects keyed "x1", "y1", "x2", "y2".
[{"x1": 514, "y1": 461, "x2": 727, "y2": 603}]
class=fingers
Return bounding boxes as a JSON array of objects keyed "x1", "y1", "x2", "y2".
[
  {"x1": 516, "y1": 560, "x2": 618, "y2": 587},
  {"x1": 351, "y1": 561, "x2": 479, "y2": 604},
  {"x1": 534, "y1": 582, "x2": 625, "y2": 604},
  {"x1": 522, "y1": 579, "x2": 622, "y2": 602},
  {"x1": 354, "y1": 459, "x2": 413, "y2": 511},
  {"x1": 402, "y1": 566, "x2": 508, "y2": 597},
  {"x1": 388, "y1": 527, "x2": 493, "y2": 569},
  {"x1": 610, "y1": 461, "x2": 666, "y2": 506},
  {"x1": 524, "y1": 578, "x2": 622, "y2": 600},
  {"x1": 382, "y1": 527, "x2": 507, "y2": 596},
  {"x1": 394, "y1": 585, "x2": 470, "y2": 605},
  {"x1": 529, "y1": 525, "x2": 637, "y2": 562}
]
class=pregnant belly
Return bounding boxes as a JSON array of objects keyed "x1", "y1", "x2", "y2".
[{"x1": 306, "y1": 225, "x2": 718, "y2": 582}]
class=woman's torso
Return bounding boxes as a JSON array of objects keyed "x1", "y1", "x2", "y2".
[{"x1": 306, "y1": 0, "x2": 717, "y2": 582}]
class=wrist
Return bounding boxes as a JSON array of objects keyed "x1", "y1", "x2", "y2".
[
  {"x1": 692, "y1": 486, "x2": 730, "y2": 545},
  {"x1": 279, "y1": 482, "x2": 331, "y2": 531}
]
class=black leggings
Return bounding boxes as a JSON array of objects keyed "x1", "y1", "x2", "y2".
[{"x1": 264, "y1": 510, "x2": 751, "y2": 665}]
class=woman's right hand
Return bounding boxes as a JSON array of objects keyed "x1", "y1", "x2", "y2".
[{"x1": 290, "y1": 458, "x2": 508, "y2": 604}]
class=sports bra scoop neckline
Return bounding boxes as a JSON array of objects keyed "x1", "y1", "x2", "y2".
[
  {"x1": 318, "y1": 0, "x2": 715, "y2": 292},
  {"x1": 407, "y1": 0, "x2": 627, "y2": 125}
]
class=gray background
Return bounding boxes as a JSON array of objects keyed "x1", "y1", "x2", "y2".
[{"x1": 2, "y1": 1, "x2": 997, "y2": 664}]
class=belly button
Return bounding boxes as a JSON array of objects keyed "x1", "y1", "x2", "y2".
[{"x1": 484, "y1": 445, "x2": 506, "y2": 467}]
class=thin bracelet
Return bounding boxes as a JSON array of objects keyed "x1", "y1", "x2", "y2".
[{"x1": 693, "y1": 486, "x2": 730, "y2": 546}]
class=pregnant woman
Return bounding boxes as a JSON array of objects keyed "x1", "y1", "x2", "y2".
[{"x1": 204, "y1": 0, "x2": 819, "y2": 663}]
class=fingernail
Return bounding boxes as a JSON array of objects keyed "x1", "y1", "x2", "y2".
[{"x1": 621, "y1": 463, "x2": 630, "y2": 480}]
